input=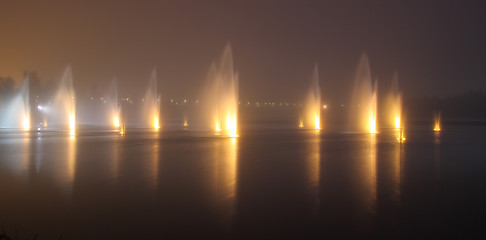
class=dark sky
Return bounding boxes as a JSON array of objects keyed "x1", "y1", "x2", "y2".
[{"x1": 0, "y1": 0, "x2": 485, "y2": 103}]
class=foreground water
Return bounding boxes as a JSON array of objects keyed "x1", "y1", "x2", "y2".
[{"x1": 0, "y1": 124, "x2": 485, "y2": 239}]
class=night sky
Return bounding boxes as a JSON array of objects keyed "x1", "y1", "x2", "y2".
[{"x1": 0, "y1": 0, "x2": 485, "y2": 103}]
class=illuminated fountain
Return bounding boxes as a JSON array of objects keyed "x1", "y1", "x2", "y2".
[
  {"x1": 109, "y1": 78, "x2": 121, "y2": 128},
  {"x1": 304, "y1": 65, "x2": 321, "y2": 130},
  {"x1": 350, "y1": 54, "x2": 378, "y2": 133},
  {"x1": 183, "y1": 116, "x2": 189, "y2": 128},
  {"x1": 144, "y1": 69, "x2": 160, "y2": 130},
  {"x1": 203, "y1": 44, "x2": 238, "y2": 137},
  {"x1": 0, "y1": 76, "x2": 30, "y2": 130},
  {"x1": 388, "y1": 72, "x2": 402, "y2": 129},
  {"x1": 50, "y1": 66, "x2": 76, "y2": 136},
  {"x1": 434, "y1": 111, "x2": 441, "y2": 132}
]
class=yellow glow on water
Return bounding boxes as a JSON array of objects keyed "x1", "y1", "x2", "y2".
[
  {"x1": 113, "y1": 116, "x2": 120, "y2": 127},
  {"x1": 184, "y1": 120, "x2": 189, "y2": 127},
  {"x1": 434, "y1": 112, "x2": 441, "y2": 132},
  {"x1": 299, "y1": 121, "x2": 304, "y2": 128},
  {"x1": 314, "y1": 113, "x2": 320, "y2": 130},
  {"x1": 397, "y1": 129, "x2": 406, "y2": 142},
  {"x1": 369, "y1": 114, "x2": 376, "y2": 134},
  {"x1": 215, "y1": 119, "x2": 222, "y2": 132},
  {"x1": 69, "y1": 113, "x2": 75, "y2": 136},
  {"x1": 395, "y1": 117, "x2": 401, "y2": 129},
  {"x1": 23, "y1": 116, "x2": 29, "y2": 130},
  {"x1": 154, "y1": 117, "x2": 160, "y2": 130},
  {"x1": 119, "y1": 126, "x2": 125, "y2": 135},
  {"x1": 226, "y1": 115, "x2": 238, "y2": 137}
]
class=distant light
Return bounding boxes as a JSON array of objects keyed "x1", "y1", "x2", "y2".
[
  {"x1": 184, "y1": 99, "x2": 187, "y2": 103},
  {"x1": 323, "y1": 105, "x2": 327, "y2": 109},
  {"x1": 37, "y1": 105, "x2": 43, "y2": 110}
]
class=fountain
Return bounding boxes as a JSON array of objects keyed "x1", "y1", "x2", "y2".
[
  {"x1": 50, "y1": 66, "x2": 76, "y2": 136},
  {"x1": 108, "y1": 78, "x2": 121, "y2": 128},
  {"x1": 144, "y1": 69, "x2": 160, "y2": 130},
  {"x1": 434, "y1": 111, "x2": 441, "y2": 132},
  {"x1": 350, "y1": 54, "x2": 378, "y2": 133},
  {"x1": 0, "y1": 76, "x2": 30, "y2": 129},
  {"x1": 304, "y1": 65, "x2": 321, "y2": 130},
  {"x1": 203, "y1": 44, "x2": 238, "y2": 137},
  {"x1": 387, "y1": 72, "x2": 402, "y2": 129}
]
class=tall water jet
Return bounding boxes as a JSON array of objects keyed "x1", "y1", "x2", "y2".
[
  {"x1": 434, "y1": 111, "x2": 441, "y2": 132},
  {"x1": 144, "y1": 69, "x2": 160, "y2": 130},
  {"x1": 0, "y1": 77, "x2": 30, "y2": 129},
  {"x1": 204, "y1": 44, "x2": 238, "y2": 137},
  {"x1": 350, "y1": 54, "x2": 378, "y2": 133},
  {"x1": 50, "y1": 67, "x2": 75, "y2": 135},
  {"x1": 304, "y1": 65, "x2": 321, "y2": 130},
  {"x1": 108, "y1": 78, "x2": 121, "y2": 128},
  {"x1": 387, "y1": 72, "x2": 402, "y2": 129}
]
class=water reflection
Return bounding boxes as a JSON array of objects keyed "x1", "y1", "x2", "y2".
[
  {"x1": 434, "y1": 132, "x2": 441, "y2": 180},
  {"x1": 211, "y1": 137, "x2": 238, "y2": 222},
  {"x1": 150, "y1": 133, "x2": 160, "y2": 190},
  {"x1": 307, "y1": 131, "x2": 320, "y2": 214},
  {"x1": 110, "y1": 136, "x2": 121, "y2": 183},
  {"x1": 367, "y1": 134, "x2": 377, "y2": 213},
  {"x1": 393, "y1": 131, "x2": 404, "y2": 198}
]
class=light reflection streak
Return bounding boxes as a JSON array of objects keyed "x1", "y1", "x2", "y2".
[
  {"x1": 307, "y1": 131, "x2": 321, "y2": 214},
  {"x1": 211, "y1": 137, "x2": 238, "y2": 223},
  {"x1": 434, "y1": 132, "x2": 441, "y2": 180},
  {"x1": 367, "y1": 134, "x2": 377, "y2": 213},
  {"x1": 393, "y1": 130, "x2": 404, "y2": 199},
  {"x1": 21, "y1": 132, "x2": 30, "y2": 177},
  {"x1": 110, "y1": 137, "x2": 121, "y2": 183},
  {"x1": 149, "y1": 134, "x2": 160, "y2": 190},
  {"x1": 67, "y1": 136, "x2": 76, "y2": 188}
]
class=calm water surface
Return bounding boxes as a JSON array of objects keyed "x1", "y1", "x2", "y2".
[{"x1": 0, "y1": 125, "x2": 485, "y2": 239}]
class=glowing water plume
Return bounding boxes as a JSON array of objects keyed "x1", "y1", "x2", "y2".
[
  {"x1": 434, "y1": 111, "x2": 441, "y2": 132},
  {"x1": 350, "y1": 54, "x2": 378, "y2": 133},
  {"x1": 204, "y1": 44, "x2": 239, "y2": 137},
  {"x1": 119, "y1": 124, "x2": 126, "y2": 136},
  {"x1": 0, "y1": 76, "x2": 30, "y2": 129},
  {"x1": 370, "y1": 82, "x2": 377, "y2": 134},
  {"x1": 299, "y1": 119, "x2": 304, "y2": 128},
  {"x1": 388, "y1": 72, "x2": 403, "y2": 129},
  {"x1": 183, "y1": 116, "x2": 189, "y2": 127},
  {"x1": 397, "y1": 128, "x2": 406, "y2": 142},
  {"x1": 304, "y1": 65, "x2": 321, "y2": 130},
  {"x1": 144, "y1": 69, "x2": 161, "y2": 130},
  {"x1": 52, "y1": 66, "x2": 76, "y2": 135},
  {"x1": 21, "y1": 78, "x2": 30, "y2": 130},
  {"x1": 109, "y1": 78, "x2": 121, "y2": 128}
]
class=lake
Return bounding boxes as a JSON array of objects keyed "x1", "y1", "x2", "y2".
[{"x1": 0, "y1": 124, "x2": 485, "y2": 239}]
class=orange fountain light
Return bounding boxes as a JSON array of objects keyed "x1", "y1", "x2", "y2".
[
  {"x1": 113, "y1": 116, "x2": 120, "y2": 127},
  {"x1": 314, "y1": 113, "x2": 320, "y2": 130},
  {"x1": 395, "y1": 117, "x2": 401, "y2": 129},
  {"x1": 434, "y1": 112, "x2": 441, "y2": 132},
  {"x1": 369, "y1": 114, "x2": 376, "y2": 134},
  {"x1": 69, "y1": 113, "x2": 75, "y2": 136},
  {"x1": 154, "y1": 117, "x2": 160, "y2": 130}
]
